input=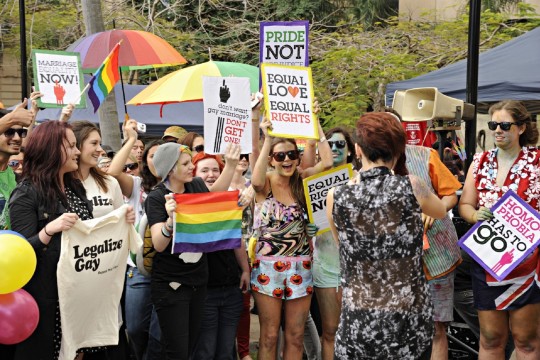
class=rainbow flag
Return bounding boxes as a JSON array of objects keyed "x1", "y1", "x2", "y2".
[
  {"x1": 88, "y1": 42, "x2": 121, "y2": 112},
  {"x1": 172, "y1": 191, "x2": 242, "y2": 253}
]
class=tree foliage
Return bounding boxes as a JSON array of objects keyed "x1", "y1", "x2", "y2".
[{"x1": 1, "y1": 0, "x2": 538, "y2": 129}]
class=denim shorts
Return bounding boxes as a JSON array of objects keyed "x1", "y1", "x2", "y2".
[
  {"x1": 428, "y1": 270, "x2": 455, "y2": 323},
  {"x1": 250, "y1": 255, "x2": 313, "y2": 300}
]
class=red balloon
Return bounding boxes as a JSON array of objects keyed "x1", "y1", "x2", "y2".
[{"x1": 0, "y1": 289, "x2": 40, "y2": 345}]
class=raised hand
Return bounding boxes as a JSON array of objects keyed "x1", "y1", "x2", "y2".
[
  {"x1": 59, "y1": 103, "x2": 75, "y2": 123},
  {"x1": 223, "y1": 143, "x2": 241, "y2": 168}
]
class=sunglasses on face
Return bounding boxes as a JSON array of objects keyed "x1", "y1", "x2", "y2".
[
  {"x1": 8, "y1": 160, "x2": 22, "y2": 168},
  {"x1": 193, "y1": 145, "x2": 204, "y2": 153},
  {"x1": 3, "y1": 128, "x2": 28, "y2": 139},
  {"x1": 239, "y1": 154, "x2": 249, "y2": 161},
  {"x1": 487, "y1": 121, "x2": 522, "y2": 131},
  {"x1": 328, "y1": 140, "x2": 347, "y2": 149},
  {"x1": 271, "y1": 150, "x2": 300, "y2": 162},
  {"x1": 123, "y1": 163, "x2": 139, "y2": 172}
]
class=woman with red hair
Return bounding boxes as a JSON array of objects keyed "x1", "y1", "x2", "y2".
[{"x1": 326, "y1": 112, "x2": 446, "y2": 359}]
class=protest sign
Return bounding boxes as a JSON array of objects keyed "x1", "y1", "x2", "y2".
[
  {"x1": 303, "y1": 164, "x2": 353, "y2": 235},
  {"x1": 32, "y1": 49, "x2": 86, "y2": 108},
  {"x1": 261, "y1": 63, "x2": 318, "y2": 139},
  {"x1": 203, "y1": 77, "x2": 252, "y2": 154},
  {"x1": 459, "y1": 190, "x2": 540, "y2": 281},
  {"x1": 260, "y1": 20, "x2": 309, "y2": 67}
]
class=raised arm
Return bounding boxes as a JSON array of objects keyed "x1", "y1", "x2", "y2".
[
  {"x1": 251, "y1": 119, "x2": 273, "y2": 194},
  {"x1": 22, "y1": 92, "x2": 43, "y2": 147},
  {"x1": 301, "y1": 120, "x2": 333, "y2": 178},
  {"x1": 210, "y1": 144, "x2": 240, "y2": 192},
  {"x1": 249, "y1": 93, "x2": 263, "y2": 170},
  {"x1": 107, "y1": 119, "x2": 137, "y2": 197},
  {"x1": 0, "y1": 99, "x2": 34, "y2": 134}
]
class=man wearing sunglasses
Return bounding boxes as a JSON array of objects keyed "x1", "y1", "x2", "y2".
[{"x1": 0, "y1": 106, "x2": 32, "y2": 230}]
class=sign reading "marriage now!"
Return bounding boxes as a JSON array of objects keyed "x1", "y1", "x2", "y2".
[{"x1": 459, "y1": 190, "x2": 540, "y2": 281}]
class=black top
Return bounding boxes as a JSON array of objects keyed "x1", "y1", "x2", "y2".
[
  {"x1": 145, "y1": 178, "x2": 209, "y2": 286},
  {"x1": 8, "y1": 180, "x2": 92, "y2": 360},
  {"x1": 207, "y1": 250, "x2": 240, "y2": 288}
]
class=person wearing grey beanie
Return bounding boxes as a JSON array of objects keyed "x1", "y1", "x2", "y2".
[{"x1": 145, "y1": 143, "x2": 241, "y2": 359}]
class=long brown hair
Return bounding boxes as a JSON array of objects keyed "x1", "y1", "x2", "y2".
[
  {"x1": 22, "y1": 121, "x2": 85, "y2": 212},
  {"x1": 489, "y1": 100, "x2": 539, "y2": 146},
  {"x1": 269, "y1": 138, "x2": 307, "y2": 212},
  {"x1": 356, "y1": 112, "x2": 408, "y2": 176},
  {"x1": 70, "y1": 121, "x2": 110, "y2": 192}
]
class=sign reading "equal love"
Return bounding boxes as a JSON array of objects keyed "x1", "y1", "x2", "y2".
[{"x1": 261, "y1": 63, "x2": 318, "y2": 139}]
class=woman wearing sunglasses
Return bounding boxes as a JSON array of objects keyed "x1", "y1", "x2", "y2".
[
  {"x1": 180, "y1": 132, "x2": 205, "y2": 154},
  {"x1": 123, "y1": 155, "x2": 140, "y2": 177},
  {"x1": 250, "y1": 118, "x2": 332, "y2": 359},
  {"x1": 459, "y1": 100, "x2": 540, "y2": 358}
]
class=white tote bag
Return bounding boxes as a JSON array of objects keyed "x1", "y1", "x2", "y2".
[{"x1": 57, "y1": 205, "x2": 141, "y2": 360}]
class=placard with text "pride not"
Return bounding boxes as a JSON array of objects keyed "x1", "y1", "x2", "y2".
[
  {"x1": 261, "y1": 63, "x2": 318, "y2": 140},
  {"x1": 459, "y1": 190, "x2": 540, "y2": 281}
]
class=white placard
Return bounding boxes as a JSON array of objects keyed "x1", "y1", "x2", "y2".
[{"x1": 203, "y1": 77, "x2": 252, "y2": 154}]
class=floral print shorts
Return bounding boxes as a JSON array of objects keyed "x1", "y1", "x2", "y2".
[{"x1": 251, "y1": 255, "x2": 313, "y2": 300}]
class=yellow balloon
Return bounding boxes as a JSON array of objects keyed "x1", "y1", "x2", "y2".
[{"x1": 0, "y1": 231, "x2": 37, "y2": 294}]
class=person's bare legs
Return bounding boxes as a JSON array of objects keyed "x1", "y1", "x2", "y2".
[
  {"x1": 283, "y1": 295, "x2": 312, "y2": 360},
  {"x1": 315, "y1": 287, "x2": 342, "y2": 360},
  {"x1": 430, "y1": 321, "x2": 448, "y2": 360},
  {"x1": 509, "y1": 303, "x2": 540, "y2": 360},
  {"x1": 253, "y1": 292, "x2": 283, "y2": 360},
  {"x1": 478, "y1": 310, "x2": 509, "y2": 359}
]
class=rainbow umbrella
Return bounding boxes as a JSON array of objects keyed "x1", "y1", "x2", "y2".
[
  {"x1": 66, "y1": 29, "x2": 187, "y2": 72},
  {"x1": 127, "y1": 61, "x2": 259, "y2": 108}
]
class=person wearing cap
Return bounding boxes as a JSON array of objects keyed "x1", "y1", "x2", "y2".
[
  {"x1": 162, "y1": 125, "x2": 187, "y2": 143},
  {"x1": 145, "y1": 142, "x2": 241, "y2": 359}
]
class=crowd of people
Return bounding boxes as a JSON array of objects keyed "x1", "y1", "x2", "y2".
[{"x1": 0, "y1": 95, "x2": 539, "y2": 360}]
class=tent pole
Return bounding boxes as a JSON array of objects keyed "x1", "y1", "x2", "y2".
[{"x1": 465, "y1": 0, "x2": 481, "y2": 171}]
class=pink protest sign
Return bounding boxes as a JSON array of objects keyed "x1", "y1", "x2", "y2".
[{"x1": 459, "y1": 190, "x2": 540, "y2": 281}]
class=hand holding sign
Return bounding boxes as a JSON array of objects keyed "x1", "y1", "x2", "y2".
[
  {"x1": 223, "y1": 143, "x2": 241, "y2": 169},
  {"x1": 475, "y1": 206, "x2": 494, "y2": 222}
]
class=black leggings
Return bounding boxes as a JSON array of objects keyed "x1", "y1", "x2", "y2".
[{"x1": 151, "y1": 282, "x2": 207, "y2": 360}]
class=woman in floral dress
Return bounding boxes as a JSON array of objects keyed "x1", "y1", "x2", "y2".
[
  {"x1": 459, "y1": 100, "x2": 540, "y2": 359},
  {"x1": 326, "y1": 112, "x2": 446, "y2": 359}
]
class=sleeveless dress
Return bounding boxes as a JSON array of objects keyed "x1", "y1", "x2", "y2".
[
  {"x1": 333, "y1": 167, "x2": 433, "y2": 359},
  {"x1": 250, "y1": 189, "x2": 313, "y2": 300},
  {"x1": 471, "y1": 146, "x2": 540, "y2": 310}
]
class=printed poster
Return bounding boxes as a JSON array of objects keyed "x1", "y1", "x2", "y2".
[
  {"x1": 32, "y1": 49, "x2": 86, "y2": 108},
  {"x1": 303, "y1": 164, "x2": 353, "y2": 235},
  {"x1": 203, "y1": 77, "x2": 252, "y2": 154},
  {"x1": 459, "y1": 190, "x2": 540, "y2": 281},
  {"x1": 261, "y1": 63, "x2": 318, "y2": 139},
  {"x1": 260, "y1": 20, "x2": 309, "y2": 67}
]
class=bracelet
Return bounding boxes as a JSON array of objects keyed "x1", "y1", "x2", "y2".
[
  {"x1": 165, "y1": 220, "x2": 173, "y2": 231},
  {"x1": 319, "y1": 136, "x2": 327, "y2": 143},
  {"x1": 44, "y1": 225, "x2": 54, "y2": 237},
  {"x1": 161, "y1": 224, "x2": 172, "y2": 238}
]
